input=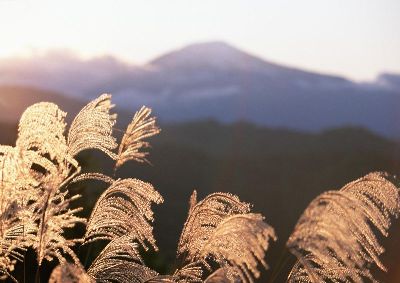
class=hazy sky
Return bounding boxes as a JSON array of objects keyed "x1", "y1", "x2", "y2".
[{"x1": 0, "y1": 0, "x2": 399, "y2": 80}]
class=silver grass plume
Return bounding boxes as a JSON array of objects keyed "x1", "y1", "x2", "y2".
[
  {"x1": 0, "y1": 146, "x2": 39, "y2": 207},
  {"x1": 71, "y1": 172, "x2": 115, "y2": 185},
  {"x1": 50, "y1": 234, "x2": 161, "y2": 283},
  {"x1": 15, "y1": 102, "x2": 86, "y2": 265},
  {"x1": 49, "y1": 263, "x2": 93, "y2": 283},
  {"x1": 116, "y1": 106, "x2": 160, "y2": 168},
  {"x1": 171, "y1": 262, "x2": 204, "y2": 283},
  {"x1": 177, "y1": 191, "x2": 250, "y2": 260},
  {"x1": 15, "y1": 102, "x2": 74, "y2": 184},
  {"x1": 16, "y1": 102, "x2": 69, "y2": 168},
  {"x1": 204, "y1": 268, "x2": 231, "y2": 283},
  {"x1": 199, "y1": 213, "x2": 276, "y2": 282},
  {"x1": 67, "y1": 94, "x2": 118, "y2": 159},
  {"x1": 177, "y1": 191, "x2": 276, "y2": 283},
  {"x1": 145, "y1": 262, "x2": 204, "y2": 283},
  {"x1": 287, "y1": 172, "x2": 400, "y2": 283},
  {"x1": 84, "y1": 178, "x2": 163, "y2": 250},
  {"x1": 0, "y1": 146, "x2": 37, "y2": 278},
  {"x1": 35, "y1": 191, "x2": 85, "y2": 265},
  {"x1": 87, "y1": 235, "x2": 158, "y2": 283},
  {"x1": 145, "y1": 276, "x2": 177, "y2": 282},
  {"x1": 287, "y1": 254, "x2": 375, "y2": 283}
]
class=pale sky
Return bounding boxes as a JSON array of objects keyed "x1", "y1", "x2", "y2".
[{"x1": 0, "y1": 0, "x2": 399, "y2": 81}]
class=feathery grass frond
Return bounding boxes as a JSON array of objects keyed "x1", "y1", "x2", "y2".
[
  {"x1": 49, "y1": 263, "x2": 93, "y2": 283},
  {"x1": 199, "y1": 213, "x2": 276, "y2": 283},
  {"x1": 84, "y1": 178, "x2": 163, "y2": 250},
  {"x1": 177, "y1": 191, "x2": 251, "y2": 262},
  {"x1": 71, "y1": 172, "x2": 115, "y2": 185},
  {"x1": 204, "y1": 268, "x2": 230, "y2": 283},
  {"x1": 67, "y1": 94, "x2": 118, "y2": 158},
  {"x1": 287, "y1": 172, "x2": 400, "y2": 283},
  {"x1": 145, "y1": 276, "x2": 176, "y2": 282},
  {"x1": 145, "y1": 262, "x2": 204, "y2": 283},
  {"x1": 9, "y1": 101, "x2": 85, "y2": 266},
  {"x1": 0, "y1": 146, "x2": 39, "y2": 203},
  {"x1": 0, "y1": 147, "x2": 38, "y2": 275},
  {"x1": 87, "y1": 235, "x2": 158, "y2": 283},
  {"x1": 33, "y1": 169, "x2": 84, "y2": 266},
  {"x1": 177, "y1": 191, "x2": 276, "y2": 283},
  {"x1": 16, "y1": 102, "x2": 69, "y2": 168},
  {"x1": 172, "y1": 261, "x2": 204, "y2": 283},
  {"x1": 188, "y1": 190, "x2": 197, "y2": 214},
  {"x1": 116, "y1": 106, "x2": 160, "y2": 168},
  {"x1": 287, "y1": 254, "x2": 375, "y2": 283},
  {"x1": 14, "y1": 104, "x2": 85, "y2": 266},
  {"x1": 0, "y1": 216, "x2": 37, "y2": 271},
  {"x1": 36, "y1": 192, "x2": 86, "y2": 265},
  {"x1": 16, "y1": 102, "x2": 66, "y2": 154}
]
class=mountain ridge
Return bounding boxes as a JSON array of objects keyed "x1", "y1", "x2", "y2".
[
  {"x1": 150, "y1": 41, "x2": 352, "y2": 83},
  {"x1": 0, "y1": 41, "x2": 399, "y2": 136}
]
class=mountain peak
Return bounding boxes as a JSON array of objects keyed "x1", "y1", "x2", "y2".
[
  {"x1": 180, "y1": 41, "x2": 242, "y2": 54},
  {"x1": 149, "y1": 41, "x2": 273, "y2": 71}
]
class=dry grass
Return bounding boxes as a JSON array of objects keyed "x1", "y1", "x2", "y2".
[{"x1": 0, "y1": 94, "x2": 398, "y2": 282}]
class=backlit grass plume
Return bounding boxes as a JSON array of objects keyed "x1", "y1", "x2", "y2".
[
  {"x1": 116, "y1": 106, "x2": 160, "y2": 168},
  {"x1": 287, "y1": 172, "x2": 400, "y2": 282},
  {"x1": 15, "y1": 101, "x2": 84, "y2": 266},
  {"x1": 0, "y1": 146, "x2": 37, "y2": 281},
  {"x1": 67, "y1": 94, "x2": 117, "y2": 159},
  {"x1": 86, "y1": 235, "x2": 158, "y2": 283},
  {"x1": 84, "y1": 178, "x2": 163, "y2": 250},
  {"x1": 49, "y1": 263, "x2": 93, "y2": 283},
  {"x1": 0, "y1": 93, "x2": 162, "y2": 281},
  {"x1": 176, "y1": 191, "x2": 277, "y2": 283}
]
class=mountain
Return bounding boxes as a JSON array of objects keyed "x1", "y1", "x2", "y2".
[
  {"x1": 0, "y1": 52, "x2": 135, "y2": 99},
  {"x1": 376, "y1": 73, "x2": 400, "y2": 90},
  {"x1": 0, "y1": 42, "x2": 399, "y2": 136},
  {"x1": 150, "y1": 41, "x2": 352, "y2": 87},
  {"x1": 0, "y1": 85, "x2": 84, "y2": 123},
  {"x1": 155, "y1": 120, "x2": 393, "y2": 157}
]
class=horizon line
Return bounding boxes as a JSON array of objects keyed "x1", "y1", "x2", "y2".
[{"x1": 0, "y1": 40, "x2": 398, "y2": 83}]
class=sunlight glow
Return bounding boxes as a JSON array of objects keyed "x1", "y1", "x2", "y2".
[{"x1": 0, "y1": 0, "x2": 399, "y2": 80}]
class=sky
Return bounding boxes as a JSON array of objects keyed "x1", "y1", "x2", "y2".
[{"x1": 0, "y1": 0, "x2": 399, "y2": 81}]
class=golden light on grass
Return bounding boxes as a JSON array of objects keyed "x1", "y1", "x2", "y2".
[{"x1": 0, "y1": 94, "x2": 398, "y2": 282}]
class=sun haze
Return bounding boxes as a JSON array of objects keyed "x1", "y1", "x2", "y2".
[{"x1": 0, "y1": 0, "x2": 399, "y2": 80}]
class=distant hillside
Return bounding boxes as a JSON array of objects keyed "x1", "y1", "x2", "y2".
[
  {"x1": 1, "y1": 42, "x2": 400, "y2": 136},
  {"x1": 157, "y1": 120, "x2": 393, "y2": 157},
  {"x1": 0, "y1": 85, "x2": 84, "y2": 123}
]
